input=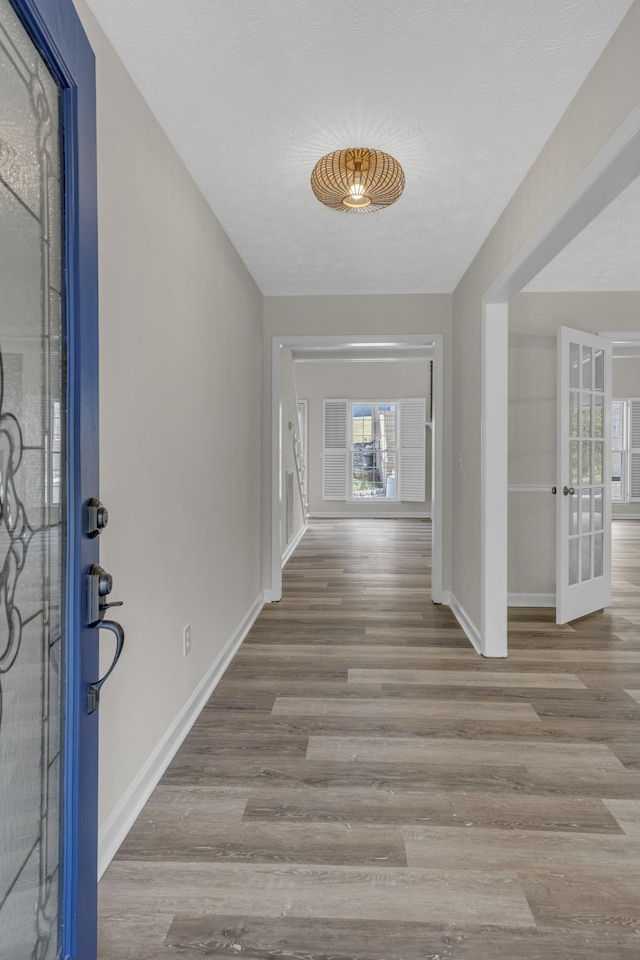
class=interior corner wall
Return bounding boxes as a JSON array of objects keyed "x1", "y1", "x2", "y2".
[
  {"x1": 508, "y1": 292, "x2": 640, "y2": 597},
  {"x1": 451, "y1": 2, "x2": 640, "y2": 631},
  {"x1": 294, "y1": 358, "x2": 432, "y2": 516},
  {"x1": 75, "y1": 1, "x2": 264, "y2": 844},
  {"x1": 280, "y1": 348, "x2": 305, "y2": 554},
  {"x1": 262, "y1": 295, "x2": 453, "y2": 594}
]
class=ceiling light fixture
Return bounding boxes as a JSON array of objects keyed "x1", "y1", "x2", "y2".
[{"x1": 310, "y1": 148, "x2": 405, "y2": 213}]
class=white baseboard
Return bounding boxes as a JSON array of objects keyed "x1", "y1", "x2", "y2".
[
  {"x1": 282, "y1": 522, "x2": 307, "y2": 566},
  {"x1": 508, "y1": 592, "x2": 555, "y2": 607},
  {"x1": 97, "y1": 590, "x2": 266, "y2": 878},
  {"x1": 309, "y1": 511, "x2": 431, "y2": 519},
  {"x1": 613, "y1": 513, "x2": 640, "y2": 520},
  {"x1": 449, "y1": 593, "x2": 482, "y2": 655}
]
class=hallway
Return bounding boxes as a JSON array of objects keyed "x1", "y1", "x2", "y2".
[{"x1": 98, "y1": 519, "x2": 640, "y2": 959}]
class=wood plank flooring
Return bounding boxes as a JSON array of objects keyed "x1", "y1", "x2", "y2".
[{"x1": 98, "y1": 518, "x2": 640, "y2": 959}]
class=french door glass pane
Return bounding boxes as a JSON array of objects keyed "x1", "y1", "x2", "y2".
[
  {"x1": 581, "y1": 395, "x2": 591, "y2": 437},
  {"x1": 582, "y1": 346, "x2": 592, "y2": 390},
  {"x1": 569, "y1": 493, "x2": 579, "y2": 536},
  {"x1": 594, "y1": 349, "x2": 604, "y2": 391},
  {"x1": 0, "y1": 1, "x2": 64, "y2": 957},
  {"x1": 580, "y1": 489, "x2": 592, "y2": 535},
  {"x1": 595, "y1": 394, "x2": 605, "y2": 438},
  {"x1": 594, "y1": 533, "x2": 604, "y2": 578},
  {"x1": 581, "y1": 441, "x2": 592, "y2": 485},
  {"x1": 569, "y1": 391, "x2": 579, "y2": 437},
  {"x1": 570, "y1": 343, "x2": 580, "y2": 389},
  {"x1": 570, "y1": 440, "x2": 579, "y2": 486},
  {"x1": 594, "y1": 487, "x2": 604, "y2": 531},
  {"x1": 569, "y1": 538, "x2": 579, "y2": 586},
  {"x1": 581, "y1": 535, "x2": 592, "y2": 582},
  {"x1": 594, "y1": 441, "x2": 604, "y2": 484}
]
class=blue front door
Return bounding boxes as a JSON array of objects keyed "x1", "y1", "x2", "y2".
[{"x1": 0, "y1": 0, "x2": 99, "y2": 957}]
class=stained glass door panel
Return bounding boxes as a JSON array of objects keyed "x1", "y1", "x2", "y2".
[{"x1": 0, "y1": 0, "x2": 64, "y2": 955}]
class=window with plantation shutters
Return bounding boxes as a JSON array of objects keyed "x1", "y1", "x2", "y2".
[
  {"x1": 399, "y1": 397, "x2": 427, "y2": 502},
  {"x1": 323, "y1": 400, "x2": 348, "y2": 500},
  {"x1": 630, "y1": 398, "x2": 640, "y2": 502},
  {"x1": 322, "y1": 397, "x2": 426, "y2": 503}
]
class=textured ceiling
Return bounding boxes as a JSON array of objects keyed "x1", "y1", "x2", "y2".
[
  {"x1": 83, "y1": 0, "x2": 634, "y2": 295},
  {"x1": 526, "y1": 175, "x2": 640, "y2": 291}
]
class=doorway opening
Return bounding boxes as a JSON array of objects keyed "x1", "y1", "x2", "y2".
[
  {"x1": 270, "y1": 335, "x2": 444, "y2": 606},
  {"x1": 482, "y1": 110, "x2": 640, "y2": 656}
]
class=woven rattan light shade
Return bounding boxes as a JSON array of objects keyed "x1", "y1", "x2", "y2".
[{"x1": 310, "y1": 148, "x2": 404, "y2": 212}]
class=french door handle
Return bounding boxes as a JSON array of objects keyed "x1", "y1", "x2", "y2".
[
  {"x1": 86, "y1": 620, "x2": 125, "y2": 715},
  {"x1": 563, "y1": 485, "x2": 575, "y2": 496}
]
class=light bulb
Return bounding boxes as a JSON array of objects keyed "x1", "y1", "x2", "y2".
[{"x1": 343, "y1": 181, "x2": 371, "y2": 208}]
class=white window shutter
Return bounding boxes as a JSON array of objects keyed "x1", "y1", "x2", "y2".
[
  {"x1": 630, "y1": 398, "x2": 640, "y2": 502},
  {"x1": 323, "y1": 400, "x2": 348, "y2": 500},
  {"x1": 399, "y1": 398, "x2": 426, "y2": 502}
]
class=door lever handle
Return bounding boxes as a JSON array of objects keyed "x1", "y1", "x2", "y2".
[
  {"x1": 87, "y1": 619, "x2": 125, "y2": 715},
  {"x1": 86, "y1": 564, "x2": 125, "y2": 714}
]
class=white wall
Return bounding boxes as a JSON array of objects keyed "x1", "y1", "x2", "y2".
[
  {"x1": 294, "y1": 359, "x2": 432, "y2": 516},
  {"x1": 263, "y1": 295, "x2": 453, "y2": 592},
  {"x1": 615, "y1": 356, "x2": 640, "y2": 398},
  {"x1": 451, "y1": 3, "x2": 640, "y2": 634},
  {"x1": 75, "y1": 1, "x2": 264, "y2": 858},
  {"x1": 508, "y1": 292, "x2": 640, "y2": 596}
]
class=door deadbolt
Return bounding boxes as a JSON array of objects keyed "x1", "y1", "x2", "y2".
[{"x1": 86, "y1": 498, "x2": 109, "y2": 538}]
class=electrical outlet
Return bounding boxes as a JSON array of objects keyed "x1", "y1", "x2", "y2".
[{"x1": 183, "y1": 623, "x2": 191, "y2": 656}]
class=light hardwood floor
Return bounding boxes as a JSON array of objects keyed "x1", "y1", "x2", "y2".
[{"x1": 98, "y1": 519, "x2": 640, "y2": 959}]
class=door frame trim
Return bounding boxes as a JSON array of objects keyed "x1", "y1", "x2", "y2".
[{"x1": 269, "y1": 334, "x2": 444, "y2": 604}]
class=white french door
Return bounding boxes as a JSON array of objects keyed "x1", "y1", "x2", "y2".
[{"x1": 556, "y1": 326, "x2": 612, "y2": 624}]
